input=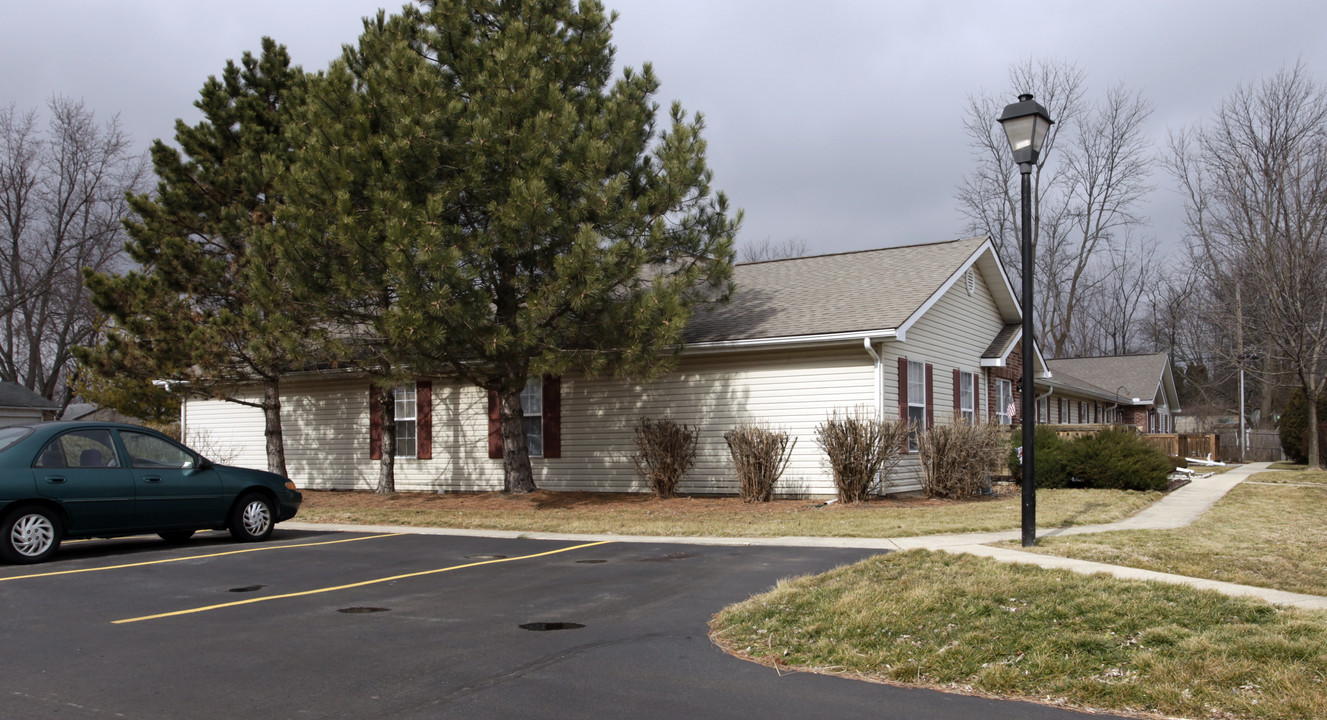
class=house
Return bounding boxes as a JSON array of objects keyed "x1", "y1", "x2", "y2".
[
  {"x1": 184, "y1": 236, "x2": 1050, "y2": 496},
  {"x1": 1041, "y1": 353, "x2": 1181, "y2": 432},
  {"x1": 0, "y1": 382, "x2": 60, "y2": 427}
]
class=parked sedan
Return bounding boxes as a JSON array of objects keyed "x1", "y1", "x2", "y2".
[{"x1": 0, "y1": 422, "x2": 302, "y2": 564}]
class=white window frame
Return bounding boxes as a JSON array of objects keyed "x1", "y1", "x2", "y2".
[
  {"x1": 995, "y1": 379, "x2": 1013, "y2": 425},
  {"x1": 521, "y1": 378, "x2": 544, "y2": 458},
  {"x1": 394, "y1": 384, "x2": 417, "y2": 459},
  {"x1": 907, "y1": 360, "x2": 926, "y2": 450},
  {"x1": 959, "y1": 371, "x2": 976, "y2": 424}
]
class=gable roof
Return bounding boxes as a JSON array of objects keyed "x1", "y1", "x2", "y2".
[
  {"x1": 683, "y1": 236, "x2": 1014, "y2": 346},
  {"x1": 0, "y1": 382, "x2": 59, "y2": 411},
  {"x1": 1045, "y1": 353, "x2": 1179, "y2": 410}
]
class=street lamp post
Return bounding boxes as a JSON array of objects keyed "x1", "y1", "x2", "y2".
[{"x1": 998, "y1": 94, "x2": 1054, "y2": 548}]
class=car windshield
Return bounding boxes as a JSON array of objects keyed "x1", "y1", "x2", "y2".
[{"x1": 0, "y1": 426, "x2": 33, "y2": 454}]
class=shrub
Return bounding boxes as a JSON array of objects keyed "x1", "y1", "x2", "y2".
[
  {"x1": 1060, "y1": 426, "x2": 1172, "y2": 491},
  {"x1": 815, "y1": 408, "x2": 908, "y2": 503},
  {"x1": 1006, "y1": 425, "x2": 1070, "y2": 488},
  {"x1": 724, "y1": 424, "x2": 796, "y2": 502},
  {"x1": 1278, "y1": 387, "x2": 1327, "y2": 463},
  {"x1": 916, "y1": 422, "x2": 1009, "y2": 498},
  {"x1": 633, "y1": 417, "x2": 698, "y2": 499}
]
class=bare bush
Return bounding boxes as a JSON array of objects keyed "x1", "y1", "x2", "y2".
[
  {"x1": 815, "y1": 409, "x2": 908, "y2": 503},
  {"x1": 633, "y1": 417, "x2": 698, "y2": 499},
  {"x1": 724, "y1": 424, "x2": 796, "y2": 502},
  {"x1": 917, "y1": 422, "x2": 1010, "y2": 498}
]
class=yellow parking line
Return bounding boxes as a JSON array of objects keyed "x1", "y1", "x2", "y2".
[
  {"x1": 113, "y1": 540, "x2": 614, "y2": 625},
  {"x1": 0, "y1": 534, "x2": 402, "y2": 583}
]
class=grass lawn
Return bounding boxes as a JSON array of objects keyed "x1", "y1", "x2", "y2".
[
  {"x1": 1001, "y1": 474, "x2": 1327, "y2": 596},
  {"x1": 294, "y1": 485, "x2": 1160, "y2": 538},
  {"x1": 711, "y1": 550, "x2": 1327, "y2": 720}
]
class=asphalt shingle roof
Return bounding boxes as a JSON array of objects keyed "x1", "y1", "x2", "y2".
[
  {"x1": 0, "y1": 382, "x2": 59, "y2": 410},
  {"x1": 683, "y1": 236, "x2": 989, "y2": 344},
  {"x1": 1045, "y1": 353, "x2": 1171, "y2": 404}
]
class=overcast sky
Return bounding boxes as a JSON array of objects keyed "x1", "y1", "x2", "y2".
[{"x1": 6, "y1": 1, "x2": 1325, "y2": 259}]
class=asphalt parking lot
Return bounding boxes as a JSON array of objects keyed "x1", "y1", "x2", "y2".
[{"x1": 0, "y1": 529, "x2": 1129, "y2": 719}]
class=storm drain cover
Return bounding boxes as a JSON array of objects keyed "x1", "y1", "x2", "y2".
[
  {"x1": 338, "y1": 607, "x2": 391, "y2": 614},
  {"x1": 576, "y1": 559, "x2": 607, "y2": 564},
  {"x1": 520, "y1": 622, "x2": 584, "y2": 631},
  {"x1": 228, "y1": 585, "x2": 264, "y2": 593},
  {"x1": 466, "y1": 554, "x2": 508, "y2": 560}
]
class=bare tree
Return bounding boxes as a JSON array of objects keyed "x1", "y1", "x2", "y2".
[
  {"x1": 739, "y1": 237, "x2": 808, "y2": 263},
  {"x1": 0, "y1": 97, "x2": 146, "y2": 406},
  {"x1": 957, "y1": 60, "x2": 1154, "y2": 358},
  {"x1": 1074, "y1": 235, "x2": 1162, "y2": 356},
  {"x1": 1168, "y1": 63, "x2": 1327, "y2": 464}
]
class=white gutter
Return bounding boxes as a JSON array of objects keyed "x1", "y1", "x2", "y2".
[
  {"x1": 683, "y1": 328, "x2": 900, "y2": 355},
  {"x1": 863, "y1": 337, "x2": 882, "y2": 419}
]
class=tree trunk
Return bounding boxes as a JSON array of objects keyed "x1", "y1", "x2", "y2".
[
  {"x1": 499, "y1": 387, "x2": 537, "y2": 493},
  {"x1": 262, "y1": 378, "x2": 289, "y2": 478},
  {"x1": 1309, "y1": 382, "x2": 1323, "y2": 469},
  {"x1": 377, "y1": 385, "x2": 396, "y2": 494}
]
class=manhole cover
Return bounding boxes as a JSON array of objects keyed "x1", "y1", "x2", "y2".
[
  {"x1": 466, "y1": 554, "x2": 508, "y2": 560},
  {"x1": 338, "y1": 607, "x2": 391, "y2": 614},
  {"x1": 519, "y1": 622, "x2": 584, "y2": 631},
  {"x1": 576, "y1": 559, "x2": 607, "y2": 564},
  {"x1": 228, "y1": 585, "x2": 264, "y2": 593}
]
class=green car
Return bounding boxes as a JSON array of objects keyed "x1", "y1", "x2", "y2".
[{"x1": 0, "y1": 422, "x2": 302, "y2": 564}]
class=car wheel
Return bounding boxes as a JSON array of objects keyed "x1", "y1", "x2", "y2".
[
  {"x1": 158, "y1": 530, "x2": 196, "y2": 544},
  {"x1": 1, "y1": 506, "x2": 63, "y2": 564},
  {"x1": 228, "y1": 493, "x2": 274, "y2": 542}
]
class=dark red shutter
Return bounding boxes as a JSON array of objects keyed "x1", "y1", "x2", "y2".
[
  {"x1": 952, "y1": 369, "x2": 961, "y2": 418},
  {"x1": 897, "y1": 357, "x2": 908, "y2": 420},
  {"x1": 925, "y1": 364, "x2": 934, "y2": 429},
  {"x1": 369, "y1": 386, "x2": 383, "y2": 460},
  {"x1": 542, "y1": 376, "x2": 561, "y2": 459},
  {"x1": 416, "y1": 381, "x2": 432, "y2": 460},
  {"x1": 487, "y1": 389, "x2": 503, "y2": 459}
]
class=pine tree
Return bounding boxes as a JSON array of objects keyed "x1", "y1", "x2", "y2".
[
  {"x1": 271, "y1": 0, "x2": 739, "y2": 493},
  {"x1": 81, "y1": 38, "x2": 315, "y2": 476}
]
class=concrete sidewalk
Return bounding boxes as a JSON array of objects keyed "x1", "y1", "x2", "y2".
[{"x1": 285, "y1": 461, "x2": 1327, "y2": 610}]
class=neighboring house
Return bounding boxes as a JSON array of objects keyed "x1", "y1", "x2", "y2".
[
  {"x1": 1040, "y1": 353, "x2": 1181, "y2": 433},
  {"x1": 185, "y1": 236, "x2": 1050, "y2": 496},
  {"x1": 60, "y1": 402, "x2": 143, "y2": 425},
  {"x1": 0, "y1": 382, "x2": 60, "y2": 427}
]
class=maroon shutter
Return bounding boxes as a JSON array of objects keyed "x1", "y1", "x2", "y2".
[
  {"x1": 952, "y1": 369, "x2": 961, "y2": 419},
  {"x1": 1057, "y1": 397, "x2": 1064, "y2": 423},
  {"x1": 897, "y1": 357, "x2": 908, "y2": 420},
  {"x1": 925, "y1": 364, "x2": 934, "y2": 429},
  {"x1": 416, "y1": 381, "x2": 432, "y2": 460},
  {"x1": 487, "y1": 390, "x2": 503, "y2": 459},
  {"x1": 369, "y1": 386, "x2": 383, "y2": 460},
  {"x1": 542, "y1": 376, "x2": 561, "y2": 459}
]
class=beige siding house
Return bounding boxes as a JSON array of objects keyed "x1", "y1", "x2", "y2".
[
  {"x1": 1041, "y1": 353, "x2": 1181, "y2": 432},
  {"x1": 184, "y1": 236, "x2": 1047, "y2": 496},
  {"x1": 0, "y1": 382, "x2": 59, "y2": 427}
]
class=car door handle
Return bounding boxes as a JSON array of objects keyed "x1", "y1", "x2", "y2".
[
  {"x1": 143, "y1": 476, "x2": 162, "y2": 483},
  {"x1": 45, "y1": 476, "x2": 66, "y2": 484}
]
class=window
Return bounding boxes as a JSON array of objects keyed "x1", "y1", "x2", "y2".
[
  {"x1": 395, "y1": 384, "x2": 417, "y2": 459},
  {"x1": 121, "y1": 431, "x2": 196, "y2": 469},
  {"x1": 959, "y1": 371, "x2": 976, "y2": 424},
  {"x1": 1078, "y1": 401, "x2": 1087, "y2": 424},
  {"x1": 521, "y1": 378, "x2": 543, "y2": 457},
  {"x1": 35, "y1": 429, "x2": 120, "y2": 468},
  {"x1": 907, "y1": 360, "x2": 926, "y2": 449},
  {"x1": 995, "y1": 379, "x2": 1014, "y2": 425}
]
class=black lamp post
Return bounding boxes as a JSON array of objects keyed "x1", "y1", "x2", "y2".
[{"x1": 998, "y1": 93, "x2": 1053, "y2": 548}]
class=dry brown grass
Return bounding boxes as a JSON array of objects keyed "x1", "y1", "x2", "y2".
[{"x1": 294, "y1": 484, "x2": 1161, "y2": 538}]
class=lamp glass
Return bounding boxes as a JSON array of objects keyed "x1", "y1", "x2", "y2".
[{"x1": 1001, "y1": 115, "x2": 1038, "y2": 152}]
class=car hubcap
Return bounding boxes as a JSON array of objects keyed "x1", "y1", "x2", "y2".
[
  {"x1": 242, "y1": 501, "x2": 271, "y2": 536},
  {"x1": 11, "y1": 514, "x2": 54, "y2": 557}
]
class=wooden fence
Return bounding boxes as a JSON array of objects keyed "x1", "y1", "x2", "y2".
[
  {"x1": 1215, "y1": 429, "x2": 1284, "y2": 463},
  {"x1": 1141, "y1": 433, "x2": 1220, "y2": 460}
]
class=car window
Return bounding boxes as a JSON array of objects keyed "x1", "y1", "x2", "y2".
[
  {"x1": 35, "y1": 429, "x2": 120, "y2": 468},
  {"x1": 0, "y1": 426, "x2": 32, "y2": 454},
  {"x1": 119, "y1": 431, "x2": 196, "y2": 469}
]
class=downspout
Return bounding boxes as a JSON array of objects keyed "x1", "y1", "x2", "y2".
[{"x1": 864, "y1": 337, "x2": 882, "y2": 419}]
